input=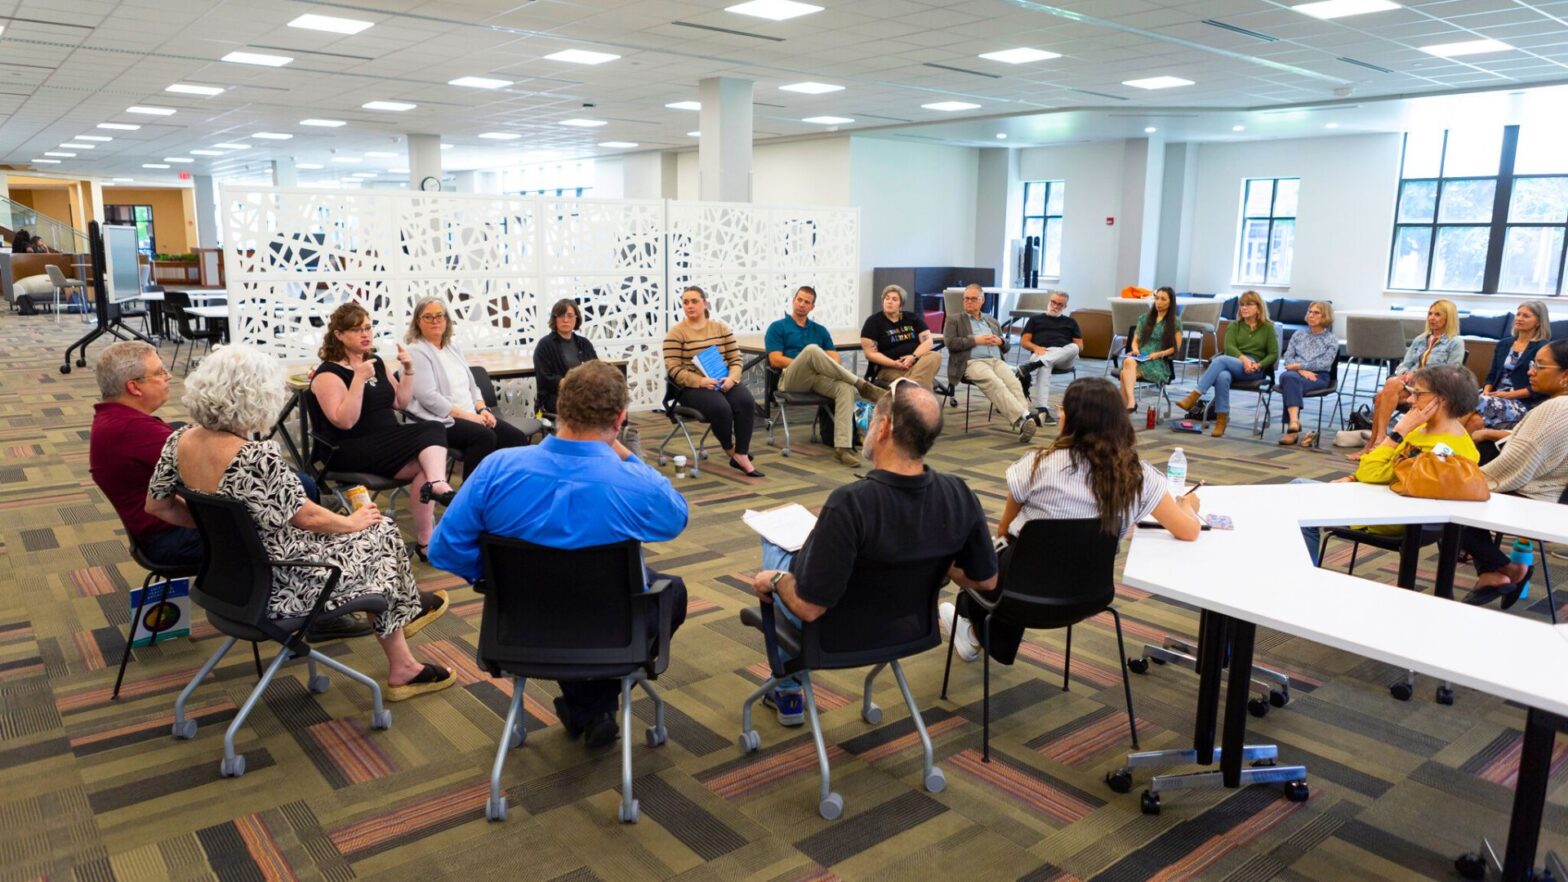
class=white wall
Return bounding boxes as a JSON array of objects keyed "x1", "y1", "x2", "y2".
[
  {"x1": 850, "y1": 137, "x2": 980, "y2": 311},
  {"x1": 1017, "y1": 141, "x2": 1130, "y2": 301},
  {"x1": 1185, "y1": 133, "x2": 1403, "y2": 323},
  {"x1": 674, "y1": 138, "x2": 852, "y2": 206}
]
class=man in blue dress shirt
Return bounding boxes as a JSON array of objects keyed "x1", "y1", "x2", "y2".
[
  {"x1": 430, "y1": 360, "x2": 690, "y2": 748},
  {"x1": 764, "y1": 285, "x2": 886, "y2": 467}
]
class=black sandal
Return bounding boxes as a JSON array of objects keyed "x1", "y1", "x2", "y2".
[
  {"x1": 419, "y1": 482, "x2": 456, "y2": 506},
  {"x1": 1501, "y1": 565, "x2": 1535, "y2": 611},
  {"x1": 385, "y1": 662, "x2": 454, "y2": 702}
]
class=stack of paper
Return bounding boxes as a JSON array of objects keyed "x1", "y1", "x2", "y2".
[{"x1": 742, "y1": 504, "x2": 817, "y2": 552}]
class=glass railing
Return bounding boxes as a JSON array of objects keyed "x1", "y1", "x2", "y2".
[{"x1": 1, "y1": 196, "x2": 91, "y2": 254}]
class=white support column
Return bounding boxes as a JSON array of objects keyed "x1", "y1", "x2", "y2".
[
  {"x1": 1115, "y1": 137, "x2": 1164, "y2": 290},
  {"x1": 697, "y1": 77, "x2": 752, "y2": 202},
  {"x1": 0, "y1": 173, "x2": 11, "y2": 231},
  {"x1": 1155, "y1": 142, "x2": 1199, "y2": 291},
  {"x1": 271, "y1": 159, "x2": 297, "y2": 188},
  {"x1": 193, "y1": 174, "x2": 219, "y2": 248},
  {"x1": 408, "y1": 134, "x2": 442, "y2": 190}
]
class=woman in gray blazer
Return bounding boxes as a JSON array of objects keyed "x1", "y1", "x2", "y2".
[{"x1": 404, "y1": 297, "x2": 531, "y2": 475}]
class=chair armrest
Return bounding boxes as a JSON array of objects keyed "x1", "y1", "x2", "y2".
[
  {"x1": 270, "y1": 559, "x2": 343, "y2": 651},
  {"x1": 756, "y1": 602, "x2": 787, "y2": 680},
  {"x1": 959, "y1": 584, "x2": 1000, "y2": 613},
  {"x1": 646, "y1": 578, "x2": 674, "y2": 675}
]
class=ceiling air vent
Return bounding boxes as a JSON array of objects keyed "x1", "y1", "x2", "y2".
[
  {"x1": 1201, "y1": 20, "x2": 1279, "y2": 42},
  {"x1": 1069, "y1": 88, "x2": 1130, "y2": 101},
  {"x1": 923, "y1": 63, "x2": 1001, "y2": 79},
  {"x1": 670, "y1": 21, "x2": 784, "y2": 41},
  {"x1": 1338, "y1": 56, "x2": 1394, "y2": 74}
]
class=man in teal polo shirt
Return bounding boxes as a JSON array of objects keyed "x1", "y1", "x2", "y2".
[{"x1": 765, "y1": 286, "x2": 886, "y2": 467}]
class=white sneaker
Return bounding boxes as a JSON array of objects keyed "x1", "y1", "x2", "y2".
[{"x1": 938, "y1": 601, "x2": 980, "y2": 662}]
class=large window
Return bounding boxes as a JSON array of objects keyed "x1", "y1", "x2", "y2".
[
  {"x1": 1390, "y1": 125, "x2": 1568, "y2": 296},
  {"x1": 1021, "y1": 180, "x2": 1064, "y2": 279},
  {"x1": 1236, "y1": 177, "x2": 1297, "y2": 286}
]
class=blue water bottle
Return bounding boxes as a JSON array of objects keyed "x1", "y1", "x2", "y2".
[{"x1": 1510, "y1": 538, "x2": 1534, "y2": 600}]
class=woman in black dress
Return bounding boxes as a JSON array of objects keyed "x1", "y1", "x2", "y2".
[
  {"x1": 531, "y1": 298, "x2": 598, "y2": 415},
  {"x1": 308, "y1": 302, "x2": 454, "y2": 558}
]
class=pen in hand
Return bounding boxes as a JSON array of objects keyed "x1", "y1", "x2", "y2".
[{"x1": 1182, "y1": 480, "x2": 1206, "y2": 498}]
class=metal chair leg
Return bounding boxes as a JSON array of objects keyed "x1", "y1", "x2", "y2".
[
  {"x1": 889, "y1": 659, "x2": 944, "y2": 792},
  {"x1": 172, "y1": 636, "x2": 237, "y2": 736},
  {"x1": 982, "y1": 617, "x2": 992, "y2": 763},
  {"x1": 112, "y1": 573, "x2": 157, "y2": 699},
  {"x1": 251, "y1": 642, "x2": 263, "y2": 678},
  {"x1": 1109, "y1": 607, "x2": 1140, "y2": 750},
  {"x1": 619, "y1": 676, "x2": 639, "y2": 822},
  {"x1": 1062, "y1": 624, "x2": 1072, "y2": 692},
  {"x1": 800, "y1": 673, "x2": 843, "y2": 820},
  {"x1": 940, "y1": 610, "x2": 959, "y2": 699},
  {"x1": 221, "y1": 644, "x2": 294, "y2": 771},
  {"x1": 861, "y1": 663, "x2": 885, "y2": 724},
  {"x1": 487, "y1": 675, "x2": 525, "y2": 821}
]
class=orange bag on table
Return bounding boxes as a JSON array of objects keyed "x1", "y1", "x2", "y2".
[{"x1": 1121, "y1": 286, "x2": 1152, "y2": 299}]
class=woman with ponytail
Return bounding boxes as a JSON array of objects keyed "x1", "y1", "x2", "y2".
[{"x1": 939, "y1": 377, "x2": 1203, "y2": 664}]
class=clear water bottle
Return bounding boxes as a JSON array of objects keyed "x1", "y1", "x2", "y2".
[
  {"x1": 1510, "y1": 538, "x2": 1534, "y2": 600},
  {"x1": 1166, "y1": 447, "x2": 1187, "y2": 498}
]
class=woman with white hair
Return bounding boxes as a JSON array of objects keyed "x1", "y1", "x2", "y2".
[{"x1": 145, "y1": 345, "x2": 455, "y2": 702}]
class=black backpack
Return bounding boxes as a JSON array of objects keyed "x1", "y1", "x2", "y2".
[{"x1": 1185, "y1": 398, "x2": 1217, "y2": 422}]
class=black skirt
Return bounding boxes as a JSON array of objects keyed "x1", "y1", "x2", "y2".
[{"x1": 325, "y1": 421, "x2": 446, "y2": 478}]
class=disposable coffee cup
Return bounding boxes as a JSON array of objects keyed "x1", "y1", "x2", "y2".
[{"x1": 673, "y1": 455, "x2": 688, "y2": 478}]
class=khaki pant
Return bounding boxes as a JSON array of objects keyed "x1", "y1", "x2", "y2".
[
  {"x1": 964, "y1": 357, "x2": 1030, "y2": 424},
  {"x1": 875, "y1": 350, "x2": 941, "y2": 391},
  {"x1": 1026, "y1": 344, "x2": 1080, "y2": 408},
  {"x1": 779, "y1": 345, "x2": 861, "y2": 449}
]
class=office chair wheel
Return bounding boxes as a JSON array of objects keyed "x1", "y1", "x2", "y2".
[
  {"x1": 307, "y1": 674, "x2": 330, "y2": 694},
  {"x1": 657, "y1": 454, "x2": 667, "y2": 466},
  {"x1": 1390, "y1": 682, "x2": 1414, "y2": 702},
  {"x1": 1436, "y1": 685, "x2": 1455, "y2": 706},
  {"x1": 486, "y1": 795, "x2": 508, "y2": 822},
  {"x1": 171, "y1": 719, "x2": 198, "y2": 740},
  {"x1": 780, "y1": 448, "x2": 791, "y2": 457},
  {"x1": 924, "y1": 768, "x2": 946, "y2": 793},
  {"x1": 738, "y1": 730, "x2": 761, "y2": 754},
  {"x1": 819, "y1": 793, "x2": 844, "y2": 821},
  {"x1": 1126, "y1": 657, "x2": 1150, "y2": 675},
  {"x1": 1247, "y1": 697, "x2": 1270, "y2": 718},
  {"x1": 371, "y1": 709, "x2": 392, "y2": 730},
  {"x1": 646, "y1": 725, "x2": 667, "y2": 747},
  {"x1": 1454, "y1": 852, "x2": 1487, "y2": 880},
  {"x1": 510, "y1": 724, "x2": 525, "y2": 749},
  {"x1": 1105, "y1": 768, "x2": 1133, "y2": 794},
  {"x1": 1140, "y1": 790, "x2": 1161, "y2": 815},
  {"x1": 862, "y1": 703, "x2": 882, "y2": 725},
  {"x1": 1284, "y1": 780, "x2": 1310, "y2": 802},
  {"x1": 1269, "y1": 688, "x2": 1290, "y2": 708},
  {"x1": 619, "y1": 799, "x2": 640, "y2": 824},
  {"x1": 220, "y1": 755, "x2": 246, "y2": 778}
]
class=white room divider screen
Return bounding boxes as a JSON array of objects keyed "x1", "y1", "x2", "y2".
[{"x1": 220, "y1": 187, "x2": 859, "y2": 410}]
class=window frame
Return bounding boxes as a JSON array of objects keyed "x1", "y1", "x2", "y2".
[
  {"x1": 1234, "y1": 177, "x2": 1298, "y2": 287},
  {"x1": 1020, "y1": 179, "x2": 1064, "y2": 280}
]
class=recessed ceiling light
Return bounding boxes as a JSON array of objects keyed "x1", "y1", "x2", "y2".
[
  {"x1": 300, "y1": 119, "x2": 346, "y2": 127},
  {"x1": 479, "y1": 131, "x2": 522, "y2": 139},
  {"x1": 142, "y1": 163, "x2": 170, "y2": 169},
  {"x1": 1232, "y1": 124, "x2": 1246, "y2": 132},
  {"x1": 1145, "y1": 126, "x2": 1158, "y2": 133},
  {"x1": 222, "y1": 50, "x2": 293, "y2": 66},
  {"x1": 599, "y1": 141, "x2": 639, "y2": 148},
  {"x1": 922, "y1": 101, "x2": 980, "y2": 111},
  {"x1": 1420, "y1": 38, "x2": 1513, "y2": 57},
  {"x1": 112, "y1": 177, "x2": 134, "y2": 182},
  {"x1": 725, "y1": 0, "x2": 822, "y2": 21},
  {"x1": 99, "y1": 123, "x2": 141, "y2": 130},
  {"x1": 127, "y1": 105, "x2": 176, "y2": 116},
  {"x1": 362, "y1": 100, "x2": 416, "y2": 111},
  {"x1": 288, "y1": 13, "x2": 374, "y2": 34},
  {"x1": 32, "y1": 159, "x2": 61, "y2": 164},
  {"x1": 448, "y1": 76, "x2": 512, "y2": 89},
  {"x1": 1292, "y1": 0, "x2": 1399, "y2": 18},
  {"x1": 560, "y1": 118, "x2": 607, "y2": 127},
  {"x1": 687, "y1": 131, "x2": 701, "y2": 137},
  {"x1": 60, "y1": 143, "x2": 94, "y2": 149},
  {"x1": 440, "y1": 143, "x2": 453, "y2": 149},
  {"x1": 995, "y1": 133, "x2": 1007, "y2": 139},
  {"x1": 164, "y1": 157, "x2": 194, "y2": 163},
  {"x1": 803, "y1": 115, "x2": 854, "y2": 124},
  {"x1": 978, "y1": 47, "x2": 1061, "y2": 64},
  {"x1": 166, "y1": 83, "x2": 225, "y2": 96},
  {"x1": 296, "y1": 163, "x2": 325, "y2": 169},
  {"x1": 213, "y1": 143, "x2": 250, "y2": 149},
  {"x1": 545, "y1": 48, "x2": 620, "y2": 65},
  {"x1": 76, "y1": 135, "x2": 112, "y2": 141},
  {"x1": 365, "y1": 151, "x2": 399, "y2": 157},
  {"x1": 252, "y1": 132, "x2": 292, "y2": 140},
  {"x1": 1325, "y1": 122, "x2": 1340, "y2": 129},
  {"x1": 44, "y1": 151, "x2": 76, "y2": 157},
  {"x1": 1124, "y1": 76, "x2": 1194, "y2": 89},
  {"x1": 666, "y1": 101, "x2": 701, "y2": 111},
  {"x1": 331, "y1": 156, "x2": 362, "y2": 163},
  {"x1": 189, "y1": 149, "x2": 225, "y2": 156},
  {"x1": 779, "y1": 81, "x2": 843, "y2": 94}
]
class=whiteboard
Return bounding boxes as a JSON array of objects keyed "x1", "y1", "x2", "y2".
[{"x1": 104, "y1": 225, "x2": 143, "y2": 304}]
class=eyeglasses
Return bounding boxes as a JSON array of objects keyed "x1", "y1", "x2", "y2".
[
  {"x1": 133, "y1": 367, "x2": 170, "y2": 382},
  {"x1": 886, "y1": 376, "x2": 915, "y2": 435},
  {"x1": 419, "y1": 313, "x2": 447, "y2": 322},
  {"x1": 1530, "y1": 359, "x2": 1558, "y2": 372},
  {"x1": 1409, "y1": 387, "x2": 1434, "y2": 399},
  {"x1": 349, "y1": 324, "x2": 372, "y2": 333}
]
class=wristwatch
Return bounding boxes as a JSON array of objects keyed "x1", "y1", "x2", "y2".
[
  {"x1": 769, "y1": 571, "x2": 786, "y2": 592},
  {"x1": 1387, "y1": 429, "x2": 1405, "y2": 445}
]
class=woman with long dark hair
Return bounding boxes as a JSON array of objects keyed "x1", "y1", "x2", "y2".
[
  {"x1": 1118, "y1": 287, "x2": 1182, "y2": 411},
  {"x1": 940, "y1": 377, "x2": 1202, "y2": 663}
]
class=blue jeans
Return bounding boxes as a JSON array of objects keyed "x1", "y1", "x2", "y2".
[
  {"x1": 761, "y1": 539, "x2": 804, "y2": 691},
  {"x1": 1292, "y1": 478, "x2": 1325, "y2": 565},
  {"x1": 1278, "y1": 369, "x2": 1332, "y2": 413},
  {"x1": 1194, "y1": 355, "x2": 1267, "y2": 414}
]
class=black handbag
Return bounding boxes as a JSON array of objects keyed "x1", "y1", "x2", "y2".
[{"x1": 1348, "y1": 404, "x2": 1373, "y2": 431}]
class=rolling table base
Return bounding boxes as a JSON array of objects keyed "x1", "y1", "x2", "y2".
[
  {"x1": 1455, "y1": 707, "x2": 1568, "y2": 881},
  {"x1": 1129, "y1": 635, "x2": 1293, "y2": 718}
]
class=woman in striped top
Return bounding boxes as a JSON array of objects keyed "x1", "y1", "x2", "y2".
[
  {"x1": 663, "y1": 285, "x2": 764, "y2": 477},
  {"x1": 939, "y1": 378, "x2": 1202, "y2": 664}
]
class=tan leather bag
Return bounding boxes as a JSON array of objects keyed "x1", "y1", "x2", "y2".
[{"x1": 1391, "y1": 448, "x2": 1490, "y2": 501}]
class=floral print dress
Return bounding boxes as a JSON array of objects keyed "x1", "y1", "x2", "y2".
[{"x1": 149, "y1": 428, "x2": 422, "y2": 636}]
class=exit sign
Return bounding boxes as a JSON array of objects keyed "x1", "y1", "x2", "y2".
[{"x1": 178, "y1": 171, "x2": 191, "y2": 180}]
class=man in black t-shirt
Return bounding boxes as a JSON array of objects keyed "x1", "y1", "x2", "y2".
[
  {"x1": 1017, "y1": 291, "x2": 1083, "y2": 421},
  {"x1": 859, "y1": 285, "x2": 942, "y2": 389},
  {"x1": 750, "y1": 379, "x2": 997, "y2": 725}
]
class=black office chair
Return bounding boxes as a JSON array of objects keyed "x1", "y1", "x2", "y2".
[
  {"x1": 298, "y1": 387, "x2": 411, "y2": 519},
  {"x1": 940, "y1": 519, "x2": 1138, "y2": 762},
  {"x1": 737, "y1": 555, "x2": 952, "y2": 820},
  {"x1": 165, "y1": 290, "x2": 226, "y2": 375},
  {"x1": 763, "y1": 365, "x2": 834, "y2": 455},
  {"x1": 1227, "y1": 372, "x2": 1275, "y2": 436},
  {"x1": 1262, "y1": 358, "x2": 1344, "y2": 441},
  {"x1": 475, "y1": 535, "x2": 675, "y2": 823},
  {"x1": 112, "y1": 542, "x2": 254, "y2": 700},
  {"x1": 654, "y1": 380, "x2": 716, "y2": 473},
  {"x1": 168, "y1": 486, "x2": 391, "y2": 777}
]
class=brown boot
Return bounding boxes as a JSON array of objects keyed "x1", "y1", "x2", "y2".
[
  {"x1": 1176, "y1": 390, "x2": 1201, "y2": 413},
  {"x1": 1212, "y1": 414, "x2": 1229, "y2": 437}
]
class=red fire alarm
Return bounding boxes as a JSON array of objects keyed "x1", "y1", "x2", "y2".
[
  {"x1": 178, "y1": 171, "x2": 192, "y2": 180},
  {"x1": 1105, "y1": 216, "x2": 1115, "y2": 226}
]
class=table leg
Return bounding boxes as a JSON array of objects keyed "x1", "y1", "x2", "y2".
[
  {"x1": 1398, "y1": 524, "x2": 1421, "y2": 590},
  {"x1": 1192, "y1": 611, "x2": 1225, "y2": 765},
  {"x1": 1501, "y1": 707, "x2": 1562, "y2": 881},
  {"x1": 1220, "y1": 617, "x2": 1256, "y2": 788},
  {"x1": 1434, "y1": 522, "x2": 1461, "y2": 601}
]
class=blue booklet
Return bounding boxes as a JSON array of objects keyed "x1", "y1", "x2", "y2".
[{"x1": 694, "y1": 345, "x2": 728, "y2": 380}]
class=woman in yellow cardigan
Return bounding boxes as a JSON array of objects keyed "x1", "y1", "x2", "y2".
[{"x1": 1298, "y1": 364, "x2": 1479, "y2": 563}]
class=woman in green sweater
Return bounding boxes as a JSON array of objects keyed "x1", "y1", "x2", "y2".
[{"x1": 1175, "y1": 290, "x2": 1277, "y2": 437}]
